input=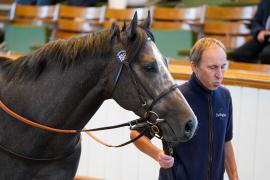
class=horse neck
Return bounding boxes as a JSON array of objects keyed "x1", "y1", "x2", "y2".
[
  {"x1": 0, "y1": 57, "x2": 109, "y2": 130},
  {"x1": 0, "y1": 56, "x2": 115, "y2": 158}
]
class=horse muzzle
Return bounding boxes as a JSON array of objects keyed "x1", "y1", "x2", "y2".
[{"x1": 160, "y1": 118, "x2": 198, "y2": 143}]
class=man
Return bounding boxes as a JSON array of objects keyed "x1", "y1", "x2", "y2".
[
  {"x1": 232, "y1": 0, "x2": 270, "y2": 64},
  {"x1": 130, "y1": 37, "x2": 239, "y2": 180}
]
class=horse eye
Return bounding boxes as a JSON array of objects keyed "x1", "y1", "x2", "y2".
[{"x1": 143, "y1": 63, "x2": 157, "y2": 72}]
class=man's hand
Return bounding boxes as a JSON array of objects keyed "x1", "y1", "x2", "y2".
[
  {"x1": 257, "y1": 30, "x2": 270, "y2": 42},
  {"x1": 157, "y1": 151, "x2": 174, "y2": 169}
]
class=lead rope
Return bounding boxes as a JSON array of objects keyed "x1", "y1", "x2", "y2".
[
  {"x1": 0, "y1": 100, "x2": 77, "y2": 133},
  {"x1": 83, "y1": 127, "x2": 147, "y2": 148},
  {"x1": 0, "y1": 99, "x2": 155, "y2": 148},
  {"x1": 0, "y1": 100, "x2": 143, "y2": 134}
]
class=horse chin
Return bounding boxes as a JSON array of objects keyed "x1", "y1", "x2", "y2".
[
  {"x1": 160, "y1": 122, "x2": 194, "y2": 143},
  {"x1": 163, "y1": 135, "x2": 192, "y2": 143}
]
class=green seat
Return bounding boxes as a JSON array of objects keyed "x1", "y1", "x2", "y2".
[
  {"x1": 4, "y1": 24, "x2": 49, "y2": 54},
  {"x1": 152, "y1": 30, "x2": 196, "y2": 59}
]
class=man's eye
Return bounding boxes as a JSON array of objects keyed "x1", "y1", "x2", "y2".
[{"x1": 209, "y1": 66, "x2": 217, "y2": 70}]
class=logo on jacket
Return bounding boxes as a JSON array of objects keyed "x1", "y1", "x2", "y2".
[{"x1": 216, "y1": 113, "x2": 226, "y2": 118}]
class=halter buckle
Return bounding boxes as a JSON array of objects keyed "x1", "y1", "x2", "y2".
[{"x1": 150, "y1": 124, "x2": 160, "y2": 134}]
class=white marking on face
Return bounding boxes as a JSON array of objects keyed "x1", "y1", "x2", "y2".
[
  {"x1": 149, "y1": 41, "x2": 174, "y2": 83},
  {"x1": 149, "y1": 41, "x2": 196, "y2": 120}
]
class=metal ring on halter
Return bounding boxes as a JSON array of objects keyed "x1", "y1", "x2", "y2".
[
  {"x1": 129, "y1": 121, "x2": 135, "y2": 130},
  {"x1": 148, "y1": 111, "x2": 159, "y2": 119},
  {"x1": 146, "y1": 111, "x2": 165, "y2": 124},
  {"x1": 143, "y1": 110, "x2": 159, "y2": 122},
  {"x1": 150, "y1": 124, "x2": 160, "y2": 134}
]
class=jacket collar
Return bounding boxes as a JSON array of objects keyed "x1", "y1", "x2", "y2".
[{"x1": 189, "y1": 73, "x2": 213, "y2": 94}]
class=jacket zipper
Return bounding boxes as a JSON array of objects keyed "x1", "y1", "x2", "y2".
[{"x1": 207, "y1": 95, "x2": 213, "y2": 180}]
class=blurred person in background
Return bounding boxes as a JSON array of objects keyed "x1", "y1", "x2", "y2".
[{"x1": 232, "y1": 0, "x2": 270, "y2": 64}]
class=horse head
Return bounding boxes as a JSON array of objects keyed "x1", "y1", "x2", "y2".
[{"x1": 106, "y1": 12, "x2": 197, "y2": 142}]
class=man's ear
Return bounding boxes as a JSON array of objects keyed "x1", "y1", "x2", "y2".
[{"x1": 190, "y1": 60, "x2": 197, "y2": 72}]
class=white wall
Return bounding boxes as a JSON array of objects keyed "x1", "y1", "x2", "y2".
[
  {"x1": 76, "y1": 82, "x2": 270, "y2": 180},
  {"x1": 227, "y1": 86, "x2": 270, "y2": 180}
]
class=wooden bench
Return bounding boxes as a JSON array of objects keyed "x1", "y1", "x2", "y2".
[
  {"x1": 202, "y1": 5, "x2": 257, "y2": 50},
  {"x1": 102, "y1": 7, "x2": 149, "y2": 28},
  {"x1": 151, "y1": 6, "x2": 203, "y2": 31},
  {"x1": 53, "y1": 4, "x2": 105, "y2": 40},
  {"x1": 8, "y1": 3, "x2": 58, "y2": 29}
]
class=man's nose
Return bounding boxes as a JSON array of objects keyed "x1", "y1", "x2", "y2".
[{"x1": 215, "y1": 68, "x2": 224, "y2": 79}]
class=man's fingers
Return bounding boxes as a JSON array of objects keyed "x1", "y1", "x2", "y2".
[
  {"x1": 157, "y1": 151, "x2": 175, "y2": 168},
  {"x1": 161, "y1": 155, "x2": 173, "y2": 160},
  {"x1": 158, "y1": 156, "x2": 174, "y2": 168},
  {"x1": 159, "y1": 157, "x2": 174, "y2": 168}
]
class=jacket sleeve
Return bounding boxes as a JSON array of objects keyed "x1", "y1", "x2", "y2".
[
  {"x1": 251, "y1": 0, "x2": 267, "y2": 40},
  {"x1": 225, "y1": 92, "x2": 233, "y2": 142}
]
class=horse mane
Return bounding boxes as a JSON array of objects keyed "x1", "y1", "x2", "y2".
[
  {"x1": 2, "y1": 29, "x2": 114, "y2": 82},
  {"x1": 1, "y1": 25, "x2": 153, "y2": 82}
]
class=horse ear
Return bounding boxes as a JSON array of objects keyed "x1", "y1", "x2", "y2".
[
  {"x1": 110, "y1": 22, "x2": 120, "y2": 39},
  {"x1": 141, "y1": 10, "x2": 151, "y2": 28},
  {"x1": 122, "y1": 20, "x2": 127, "y2": 31},
  {"x1": 126, "y1": 11, "x2": 138, "y2": 40}
]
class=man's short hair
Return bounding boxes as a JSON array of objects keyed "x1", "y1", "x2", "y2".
[{"x1": 189, "y1": 37, "x2": 226, "y2": 65}]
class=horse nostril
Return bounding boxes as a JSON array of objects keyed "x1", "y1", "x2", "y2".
[{"x1": 184, "y1": 120, "x2": 194, "y2": 138}]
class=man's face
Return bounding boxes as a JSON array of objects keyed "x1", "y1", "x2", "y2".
[{"x1": 191, "y1": 47, "x2": 227, "y2": 91}]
